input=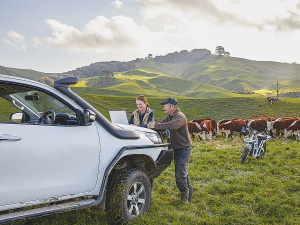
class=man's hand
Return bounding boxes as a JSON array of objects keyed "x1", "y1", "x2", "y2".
[{"x1": 147, "y1": 121, "x2": 155, "y2": 129}]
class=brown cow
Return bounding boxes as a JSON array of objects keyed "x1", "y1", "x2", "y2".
[
  {"x1": 192, "y1": 118, "x2": 211, "y2": 124},
  {"x1": 267, "y1": 97, "x2": 279, "y2": 105},
  {"x1": 271, "y1": 117, "x2": 298, "y2": 138},
  {"x1": 261, "y1": 117, "x2": 277, "y2": 136},
  {"x1": 247, "y1": 119, "x2": 267, "y2": 132},
  {"x1": 263, "y1": 117, "x2": 277, "y2": 122},
  {"x1": 218, "y1": 119, "x2": 247, "y2": 141},
  {"x1": 187, "y1": 121, "x2": 202, "y2": 141},
  {"x1": 192, "y1": 118, "x2": 217, "y2": 138},
  {"x1": 217, "y1": 119, "x2": 232, "y2": 134},
  {"x1": 197, "y1": 120, "x2": 214, "y2": 140},
  {"x1": 284, "y1": 119, "x2": 300, "y2": 140}
]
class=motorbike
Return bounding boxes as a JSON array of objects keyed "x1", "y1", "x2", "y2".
[{"x1": 240, "y1": 124, "x2": 271, "y2": 163}]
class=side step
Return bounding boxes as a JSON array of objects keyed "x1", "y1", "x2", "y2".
[{"x1": 0, "y1": 198, "x2": 96, "y2": 223}]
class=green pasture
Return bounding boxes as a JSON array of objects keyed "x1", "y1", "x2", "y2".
[
  {"x1": 11, "y1": 137, "x2": 300, "y2": 225},
  {"x1": 77, "y1": 94, "x2": 300, "y2": 122},
  {"x1": 1, "y1": 91, "x2": 300, "y2": 122},
  {"x1": 1, "y1": 85, "x2": 300, "y2": 225}
]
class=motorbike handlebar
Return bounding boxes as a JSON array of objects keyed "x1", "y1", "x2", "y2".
[{"x1": 243, "y1": 123, "x2": 268, "y2": 136}]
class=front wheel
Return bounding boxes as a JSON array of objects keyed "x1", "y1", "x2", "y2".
[
  {"x1": 106, "y1": 169, "x2": 151, "y2": 224},
  {"x1": 240, "y1": 144, "x2": 251, "y2": 164},
  {"x1": 260, "y1": 142, "x2": 266, "y2": 159}
]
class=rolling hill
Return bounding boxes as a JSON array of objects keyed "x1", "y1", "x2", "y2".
[
  {"x1": 1, "y1": 48, "x2": 300, "y2": 96},
  {"x1": 136, "y1": 55, "x2": 300, "y2": 92},
  {"x1": 0, "y1": 65, "x2": 57, "y2": 81},
  {"x1": 71, "y1": 70, "x2": 239, "y2": 98}
]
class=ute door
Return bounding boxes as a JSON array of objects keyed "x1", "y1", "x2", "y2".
[{"x1": 0, "y1": 84, "x2": 101, "y2": 207}]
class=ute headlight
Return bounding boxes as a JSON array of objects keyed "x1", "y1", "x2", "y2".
[{"x1": 145, "y1": 132, "x2": 163, "y2": 144}]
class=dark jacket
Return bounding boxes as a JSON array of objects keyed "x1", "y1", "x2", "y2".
[{"x1": 154, "y1": 108, "x2": 191, "y2": 150}]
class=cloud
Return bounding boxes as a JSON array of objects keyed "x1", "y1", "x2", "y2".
[
  {"x1": 3, "y1": 38, "x2": 17, "y2": 48},
  {"x1": 265, "y1": 10, "x2": 300, "y2": 32},
  {"x1": 140, "y1": 0, "x2": 263, "y2": 31},
  {"x1": 42, "y1": 17, "x2": 133, "y2": 50},
  {"x1": 3, "y1": 31, "x2": 26, "y2": 51},
  {"x1": 7, "y1": 31, "x2": 25, "y2": 42},
  {"x1": 229, "y1": 0, "x2": 240, "y2": 4},
  {"x1": 40, "y1": 16, "x2": 176, "y2": 54},
  {"x1": 111, "y1": 0, "x2": 133, "y2": 11}
]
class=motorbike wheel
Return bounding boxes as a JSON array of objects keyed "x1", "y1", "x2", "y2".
[
  {"x1": 260, "y1": 142, "x2": 266, "y2": 159},
  {"x1": 240, "y1": 144, "x2": 251, "y2": 164}
]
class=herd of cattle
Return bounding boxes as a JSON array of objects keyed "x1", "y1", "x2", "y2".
[{"x1": 186, "y1": 117, "x2": 300, "y2": 141}]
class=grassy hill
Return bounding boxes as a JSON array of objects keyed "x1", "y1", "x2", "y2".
[
  {"x1": 2, "y1": 51, "x2": 300, "y2": 96},
  {"x1": 136, "y1": 55, "x2": 300, "y2": 92},
  {"x1": 0, "y1": 65, "x2": 57, "y2": 80},
  {"x1": 71, "y1": 70, "x2": 238, "y2": 99},
  {"x1": 70, "y1": 55, "x2": 300, "y2": 95}
]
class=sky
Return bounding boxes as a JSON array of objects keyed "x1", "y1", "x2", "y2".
[{"x1": 1, "y1": 0, "x2": 300, "y2": 73}]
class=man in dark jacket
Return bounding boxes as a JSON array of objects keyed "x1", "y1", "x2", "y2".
[{"x1": 148, "y1": 97, "x2": 193, "y2": 202}]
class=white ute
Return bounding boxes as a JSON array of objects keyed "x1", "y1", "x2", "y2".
[{"x1": 0, "y1": 75, "x2": 173, "y2": 224}]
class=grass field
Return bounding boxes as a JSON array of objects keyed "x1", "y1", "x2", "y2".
[
  {"x1": 77, "y1": 94, "x2": 300, "y2": 122},
  {"x1": 11, "y1": 136, "x2": 300, "y2": 225},
  {"x1": 2, "y1": 89, "x2": 300, "y2": 225}
]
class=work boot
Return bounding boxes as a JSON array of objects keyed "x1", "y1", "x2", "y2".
[
  {"x1": 188, "y1": 185, "x2": 193, "y2": 202},
  {"x1": 180, "y1": 189, "x2": 189, "y2": 202}
]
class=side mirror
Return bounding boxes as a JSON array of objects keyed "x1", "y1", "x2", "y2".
[
  {"x1": 10, "y1": 112, "x2": 23, "y2": 123},
  {"x1": 83, "y1": 109, "x2": 96, "y2": 125},
  {"x1": 76, "y1": 109, "x2": 96, "y2": 125}
]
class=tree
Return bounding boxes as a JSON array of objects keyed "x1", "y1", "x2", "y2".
[
  {"x1": 215, "y1": 46, "x2": 230, "y2": 57},
  {"x1": 38, "y1": 77, "x2": 54, "y2": 84},
  {"x1": 244, "y1": 88, "x2": 252, "y2": 94},
  {"x1": 270, "y1": 80, "x2": 283, "y2": 97},
  {"x1": 92, "y1": 70, "x2": 115, "y2": 88},
  {"x1": 146, "y1": 54, "x2": 153, "y2": 60},
  {"x1": 102, "y1": 70, "x2": 114, "y2": 87}
]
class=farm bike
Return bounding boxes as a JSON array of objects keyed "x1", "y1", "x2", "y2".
[{"x1": 240, "y1": 124, "x2": 271, "y2": 163}]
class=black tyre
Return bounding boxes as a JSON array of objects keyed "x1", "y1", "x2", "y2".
[
  {"x1": 240, "y1": 144, "x2": 251, "y2": 164},
  {"x1": 106, "y1": 169, "x2": 151, "y2": 224},
  {"x1": 260, "y1": 142, "x2": 266, "y2": 158}
]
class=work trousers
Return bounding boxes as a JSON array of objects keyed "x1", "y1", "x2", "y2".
[{"x1": 174, "y1": 147, "x2": 192, "y2": 192}]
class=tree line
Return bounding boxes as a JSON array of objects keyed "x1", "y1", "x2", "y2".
[
  {"x1": 63, "y1": 61, "x2": 137, "y2": 78},
  {"x1": 153, "y1": 49, "x2": 211, "y2": 63},
  {"x1": 279, "y1": 91, "x2": 300, "y2": 98}
]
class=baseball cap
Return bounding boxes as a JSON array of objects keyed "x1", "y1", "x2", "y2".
[{"x1": 160, "y1": 97, "x2": 178, "y2": 105}]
